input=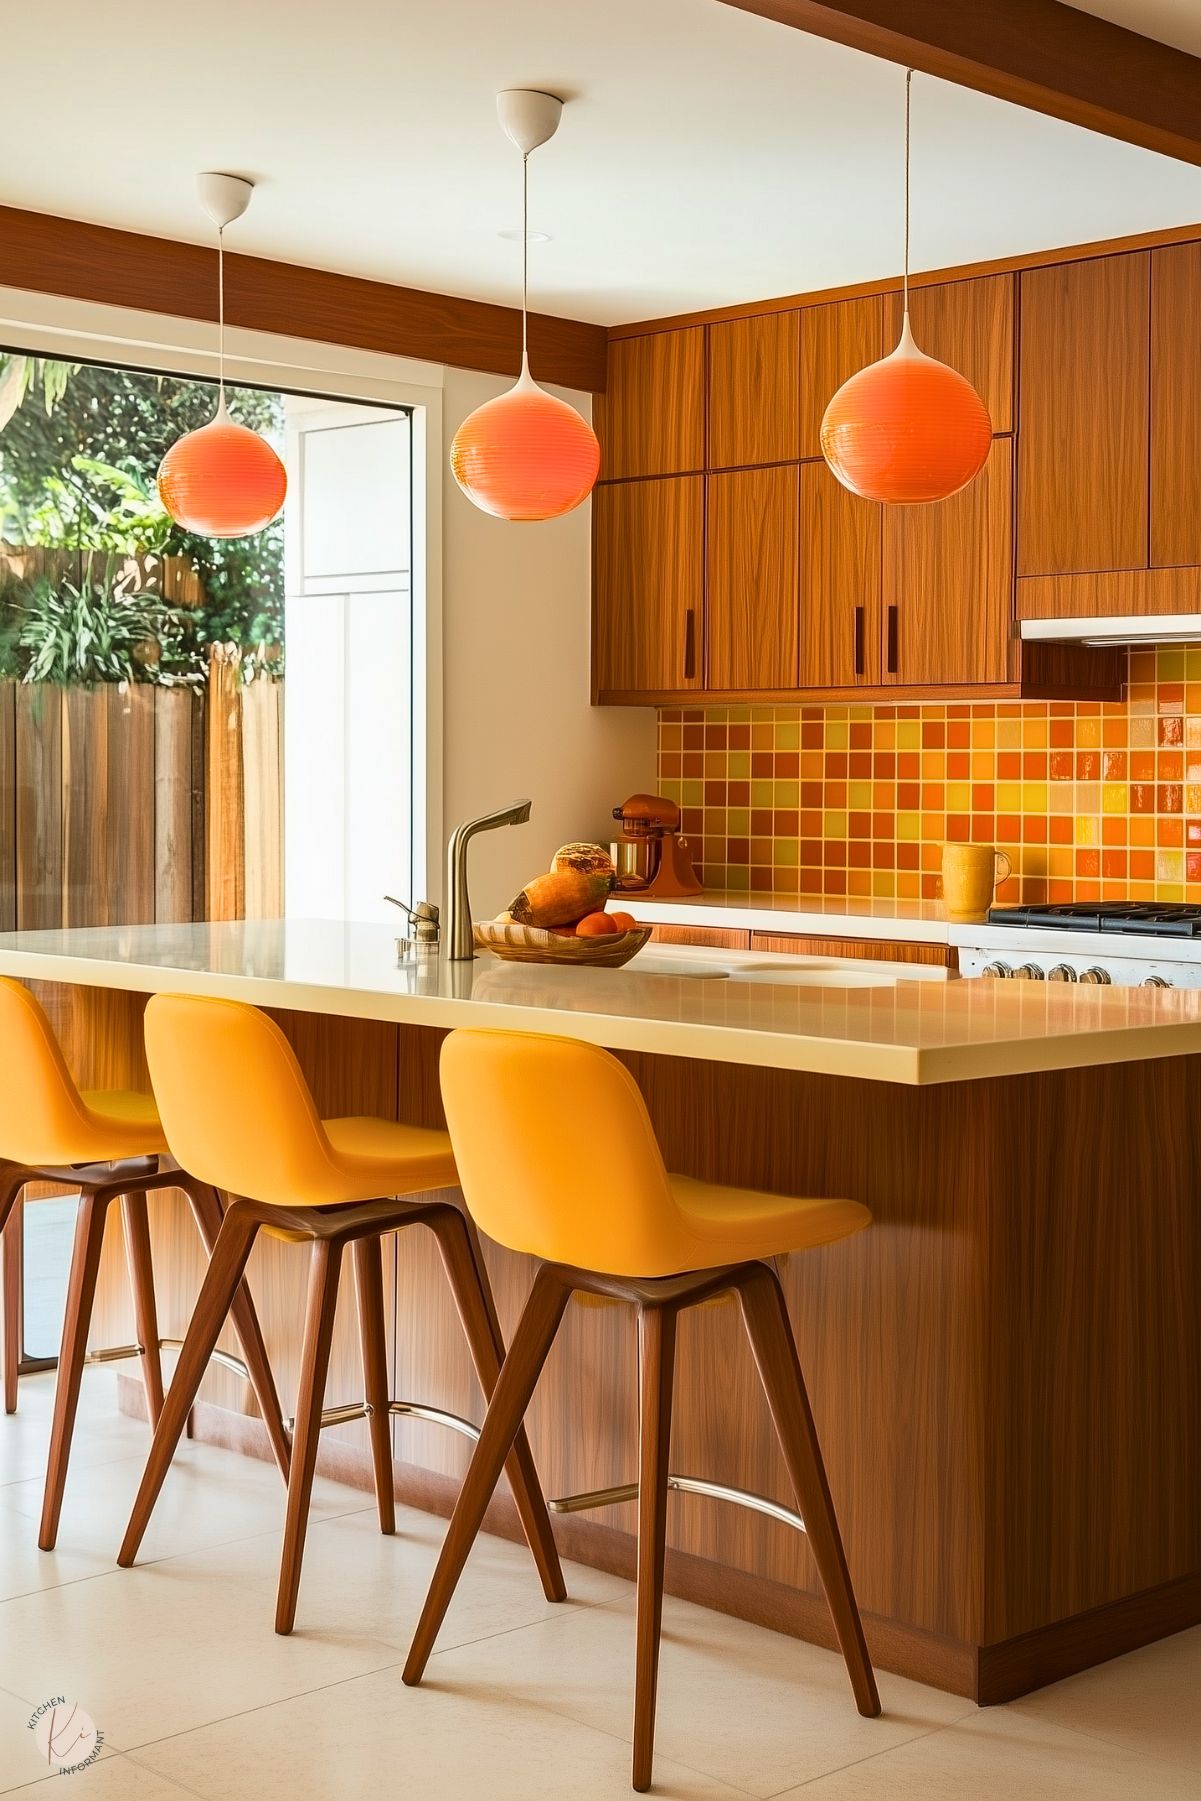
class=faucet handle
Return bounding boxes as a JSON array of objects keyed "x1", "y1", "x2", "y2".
[{"x1": 385, "y1": 896, "x2": 441, "y2": 953}]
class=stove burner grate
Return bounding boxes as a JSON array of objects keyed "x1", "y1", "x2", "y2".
[{"x1": 987, "y1": 902, "x2": 1201, "y2": 938}]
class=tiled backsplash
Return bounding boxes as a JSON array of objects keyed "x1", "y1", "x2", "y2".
[{"x1": 657, "y1": 648, "x2": 1201, "y2": 903}]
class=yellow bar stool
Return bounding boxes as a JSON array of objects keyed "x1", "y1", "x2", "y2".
[
  {"x1": 117, "y1": 993, "x2": 565, "y2": 1634},
  {"x1": 0, "y1": 978, "x2": 288, "y2": 1551},
  {"x1": 404, "y1": 1028, "x2": 880, "y2": 1793}
]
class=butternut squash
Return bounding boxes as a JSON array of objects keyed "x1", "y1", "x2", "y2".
[{"x1": 507, "y1": 867, "x2": 614, "y2": 928}]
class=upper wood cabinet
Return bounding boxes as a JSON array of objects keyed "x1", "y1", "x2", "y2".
[
  {"x1": 1151, "y1": 242, "x2": 1201, "y2": 569},
  {"x1": 799, "y1": 462, "x2": 881, "y2": 689},
  {"x1": 798, "y1": 297, "x2": 882, "y2": 459},
  {"x1": 708, "y1": 311, "x2": 801, "y2": 468},
  {"x1": 883, "y1": 438, "x2": 1013, "y2": 687},
  {"x1": 1017, "y1": 253, "x2": 1149, "y2": 577},
  {"x1": 708, "y1": 466, "x2": 799, "y2": 690},
  {"x1": 593, "y1": 477, "x2": 703, "y2": 697},
  {"x1": 883, "y1": 275, "x2": 1014, "y2": 432},
  {"x1": 594, "y1": 328, "x2": 705, "y2": 479}
]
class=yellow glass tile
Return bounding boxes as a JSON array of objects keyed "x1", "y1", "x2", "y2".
[
  {"x1": 1102, "y1": 783, "x2": 1129, "y2": 813},
  {"x1": 1020, "y1": 717, "x2": 1050, "y2": 749},
  {"x1": 1186, "y1": 648, "x2": 1201, "y2": 681},
  {"x1": 1076, "y1": 718, "x2": 1101, "y2": 748},
  {"x1": 728, "y1": 751, "x2": 750, "y2": 778},
  {"x1": 996, "y1": 717, "x2": 1023, "y2": 750},
  {"x1": 1186, "y1": 685, "x2": 1201, "y2": 716},
  {"x1": 847, "y1": 781, "x2": 873, "y2": 808},
  {"x1": 1022, "y1": 783, "x2": 1048, "y2": 813},
  {"x1": 1130, "y1": 716, "x2": 1156, "y2": 747},
  {"x1": 1157, "y1": 650, "x2": 1186, "y2": 682},
  {"x1": 728, "y1": 808, "x2": 750, "y2": 834},
  {"x1": 773, "y1": 839, "x2": 799, "y2": 866},
  {"x1": 970, "y1": 750, "x2": 994, "y2": 779},
  {"x1": 996, "y1": 782, "x2": 1022, "y2": 812},
  {"x1": 921, "y1": 751, "x2": 947, "y2": 778},
  {"x1": 946, "y1": 782, "x2": 971, "y2": 811},
  {"x1": 1075, "y1": 816, "x2": 1098, "y2": 846},
  {"x1": 872, "y1": 870, "x2": 896, "y2": 898},
  {"x1": 848, "y1": 705, "x2": 874, "y2": 723},
  {"x1": 874, "y1": 722, "x2": 896, "y2": 749},
  {"x1": 896, "y1": 721, "x2": 921, "y2": 750},
  {"x1": 970, "y1": 719, "x2": 996, "y2": 749},
  {"x1": 681, "y1": 781, "x2": 702, "y2": 807},
  {"x1": 1187, "y1": 786, "x2": 1201, "y2": 814},
  {"x1": 823, "y1": 811, "x2": 848, "y2": 838},
  {"x1": 1048, "y1": 848, "x2": 1074, "y2": 878},
  {"x1": 750, "y1": 780, "x2": 773, "y2": 805},
  {"x1": 774, "y1": 780, "x2": 799, "y2": 806},
  {"x1": 896, "y1": 812, "x2": 921, "y2": 841},
  {"x1": 1048, "y1": 787, "x2": 1074, "y2": 813},
  {"x1": 826, "y1": 722, "x2": 849, "y2": 750},
  {"x1": 775, "y1": 720, "x2": 801, "y2": 750},
  {"x1": 725, "y1": 705, "x2": 751, "y2": 723}
]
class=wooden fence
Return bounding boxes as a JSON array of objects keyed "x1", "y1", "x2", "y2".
[{"x1": 0, "y1": 547, "x2": 282, "y2": 929}]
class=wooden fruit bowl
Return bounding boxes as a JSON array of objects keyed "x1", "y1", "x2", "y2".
[{"x1": 473, "y1": 921, "x2": 652, "y2": 968}]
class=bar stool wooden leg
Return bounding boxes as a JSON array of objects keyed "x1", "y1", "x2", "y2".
[
  {"x1": 404, "y1": 1267, "x2": 572, "y2": 1686},
  {"x1": 352, "y1": 1235, "x2": 395, "y2": 1536},
  {"x1": 633, "y1": 1303, "x2": 677, "y2": 1794},
  {"x1": 39, "y1": 1192, "x2": 114, "y2": 1550},
  {"x1": 276, "y1": 1237, "x2": 344, "y2": 1635},
  {"x1": 121, "y1": 1195, "x2": 165, "y2": 1428},
  {"x1": 118, "y1": 1206, "x2": 260, "y2": 1568},
  {"x1": 183, "y1": 1182, "x2": 290, "y2": 1481},
  {"x1": 737, "y1": 1264, "x2": 880, "y2": 1719},
  {"x1": 430, "y1": 1209, "x2": 566, "y2": 1602},
  {"x1": 1, "y1": 1174, "x2": 25, "y2": 1415}
]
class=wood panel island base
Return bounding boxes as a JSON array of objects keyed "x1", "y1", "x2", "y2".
[{"x1": 1, "y1": 923, "x2": 1196, "y2": 1708}]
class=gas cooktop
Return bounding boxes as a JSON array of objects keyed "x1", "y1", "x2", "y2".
[{"x1": 987, "y1": 902, "x2": 1201, "y2": 938}]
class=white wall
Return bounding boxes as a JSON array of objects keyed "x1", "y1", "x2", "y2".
[{"x1": 440, "y1": 367, "x2": 655, "y2": 921}]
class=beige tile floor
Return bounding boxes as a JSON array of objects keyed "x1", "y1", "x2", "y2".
[{"x1": 0, "y1": 1370, "x2": 1197, "y2": 1799}]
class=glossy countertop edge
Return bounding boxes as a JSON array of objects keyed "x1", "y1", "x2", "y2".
[
  {"x1": 628, "y1": 893, "x2": 953, "y2": 943},
  {"x1": 3, "y1": 919, "x2": 1201, "y2": 1088}
]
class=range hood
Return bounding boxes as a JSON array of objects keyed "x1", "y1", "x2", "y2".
[{"x1": 1020, "y1": 615, "x2": 1201, "y2": 647}]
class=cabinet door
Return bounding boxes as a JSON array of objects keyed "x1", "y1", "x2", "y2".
[
  {"x1": 1017, "y1": 253, "x2": 1149, "y2": 577},
  {"x1": 799, "y1": 461, "x2": 881, "y2": 689},
  {"x1": 798, "y1": 296, "x2": 882, "y2": 459},
  {"x1": 707, "y1": 467, "x2": 799, "y2": 691},
  {"x1": 1151, "y1": 242, "x2": 1201, "y2": 568},
  {"x1": 750, "y1": 931, "x2": 950, "y2": 967},
  {"x1": 884, "y1": 274, "x2": 1013, "y2": 430},
  {"x1": 709, "y1": 311, "x2": 801, "y2": 468},
  {"x1": 884, "y1": 437, "x2": 1012, "y2": 687},
  {"x1": 594, "y1": 329, "x2": 705, "y2": 480},
  {"x1": 593, "y1": 477, "x2": 704, "y2": 696}
]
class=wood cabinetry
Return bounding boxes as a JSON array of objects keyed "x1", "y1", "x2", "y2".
[
  {"x1": 750, "y1": 930, "x2": 953, "y2": 967},
  {"x1": 709, "y1": 311, "x2": 800, "y2": 468},
  {"x1": 883, "y1": 275, "x2": 1013, "y2": 431},
  {"x1": 593, "y1": 477, "x2": 703, "y2": 697},
  {"x1": 799, "y1": 462, "x2": 881, "y2": 688},
  {"x1": 798, "y1": 296, "x2": 882, "y2": 458},
  {"x1": 708, "y1": 467, "x2": 799, "y2": 690},
  {"x1": 594, "y1": 327, "x2": 705, "y2": 479},
  {"x1": 883, "y1": 438, "x2": 1013, "y2": 687},
  {"x1": 1017, "y1": 253, "x2": 1149, "y2": 577},
  {"x1": 1150, "y1": 241, "x2": 1201, "y2": 569}
]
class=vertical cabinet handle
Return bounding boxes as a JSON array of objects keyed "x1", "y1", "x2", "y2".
[
  {"x1": 683, "y1": 608, "x2": 696, "y2": 682},
  {"x1": 886, "y1": 604, "x2": 899, "y2": 676},
  {"x1": 853, "y1": 605, "x2": 865, "y2": 678}
]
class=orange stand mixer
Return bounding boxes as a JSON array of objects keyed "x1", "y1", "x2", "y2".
[{"x1": 610, "y1": 793, "x2": 703, "y2": 898}]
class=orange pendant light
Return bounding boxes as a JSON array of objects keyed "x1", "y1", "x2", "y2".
[
  {"x1": 821, "y1": 72, "x2": 991, "y2": 506},
  {"x1": 450, "y1": 90, "x2": 599, "y2": 523},
  {"x1": 158, "y1": 174, "x2": 287, "y2": 539}
]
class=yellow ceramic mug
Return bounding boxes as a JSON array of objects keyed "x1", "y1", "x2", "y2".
[{"x1": 941, "y1": 843, "x2": 1011, "y2": 923}]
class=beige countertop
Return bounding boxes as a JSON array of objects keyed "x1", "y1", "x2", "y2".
[
  {"x1": 2, "y1": 918, "x2": 1201, "y2": 1086},
  {"x1": 628, "y1": 892, "x2": 953, "y2": 943}
]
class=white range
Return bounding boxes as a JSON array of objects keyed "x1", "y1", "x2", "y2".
[{"x1": 954, "y1": 902, "x2": 1201, "y2": 989}]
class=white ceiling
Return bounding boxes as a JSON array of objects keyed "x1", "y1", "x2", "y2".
[{"x1": 3, "y1": 0, "x2": 1201, "y2": 326}]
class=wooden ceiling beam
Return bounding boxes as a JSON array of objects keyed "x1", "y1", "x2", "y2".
[
  {"x1": 0, "y1": 205, "x2": 607, "y2": 392},
  {"x1": 717, "y1": 0, "x2": 1201, "y2": 167}
]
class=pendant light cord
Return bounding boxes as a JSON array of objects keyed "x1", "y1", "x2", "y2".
[
  {"x1": 217, "y1": 222, "x2": 227, "y2": 408},
  {"x1": 521, "y1": 149, "x2": 530, "y2": 369},
  {"x1": 903, "y1": 67, "x2": 912, "y2": 321}
]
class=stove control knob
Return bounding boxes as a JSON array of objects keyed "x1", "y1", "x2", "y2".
[
  {"x1": 1079, "y1": 967, "x2": 1111, "y2": 985},
  {"x1": 1142, "y1": 975, "x2": 1171, "y2": 988},
  {"x1": 981, "y1": 961, "x2": 1012, "y2": 978},
  {"x1": 1015, "y1": 963, "x2": 1045, "y2": 980},
  {"x1": 1047, "y1": 964, "x2": 1077, "y2": 982}
]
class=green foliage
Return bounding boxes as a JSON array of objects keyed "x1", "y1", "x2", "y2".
[
  {"x1": 1, "y1": 570, "x2": 205, "y2": 690},
  {"x1": 0, "y1": 355, "x2": 80, "y2": 429},
  {"x1": 0, "y1": 358, "x2": 285, "y2": 674}
]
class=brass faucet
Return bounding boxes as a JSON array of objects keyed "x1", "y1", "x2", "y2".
[{"x1": 446, "y1": 800, "x2": 532, "y2": 960}]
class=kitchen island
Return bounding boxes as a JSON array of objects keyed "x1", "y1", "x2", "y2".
[{"x1": 1, "y1": 919, "x2": 1196, "y2": 1704}]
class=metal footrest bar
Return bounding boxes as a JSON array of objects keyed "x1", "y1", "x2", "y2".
[
  {"x1": 285, "y1": 1398, "x2": 485, "y2": 1438},
  {"x1": 84, "y1": 1339, "x2": 251, "y2": 1383},
  {"x1": 549, "y1": 1473, "x2": 806, "y2": 1534}
]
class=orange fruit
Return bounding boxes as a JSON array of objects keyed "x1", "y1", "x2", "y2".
[
  {"x1": 575, "y1": 911, "x2": 619, "y2": 937},
  {"x1": 609, "y1": 911, "x2": 637, "y2": 932}
]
